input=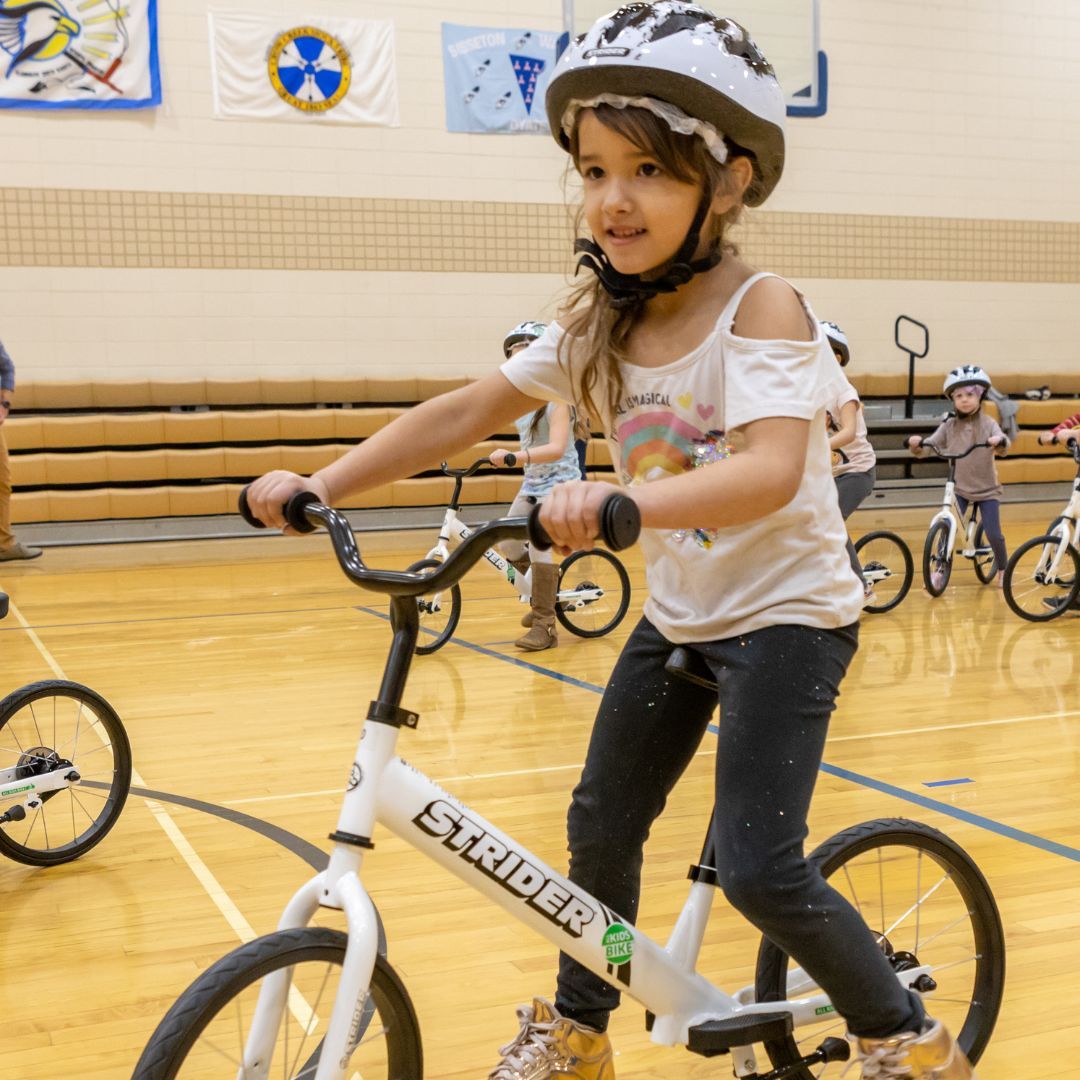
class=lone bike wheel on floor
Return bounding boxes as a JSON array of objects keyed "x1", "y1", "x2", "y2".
[
  {"x1": 854, "y1": 531, "x2": 914, "y2": 613},
  {"x1": 0, "y1": 680, "x2": 131, "y2": 866},
  {"x1": 554, "y1": 549, "x2": 631, "y2": 638},
  {"x1": 754, "y1": 818, "x2": 1005, "y2": 1079},
  {"x1": 132, "y1": 927, "x2": 423, "y2": 1079}
]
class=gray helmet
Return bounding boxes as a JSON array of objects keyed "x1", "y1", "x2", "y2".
[
  {"x1": 820, "y1": 321, "x2": 850, "y2": 366},
  {"x1": 503, "y1": 320, "x2": 547, "y2": 358},
  {"x1": 545, "y1": 2, "x2": 787, "y2": 205},
  {"x1": 943, "y1": 365, "x2": 991, "y2": 398}
]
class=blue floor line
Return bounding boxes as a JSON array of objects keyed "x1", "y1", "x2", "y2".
[{"x1": 355, "y1": 606, "x2": 1079, "y2": 864}]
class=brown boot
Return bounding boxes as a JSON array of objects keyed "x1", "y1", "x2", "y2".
[
  {"x1": 508, "y1": 556, "x2": 535, "y2": 625},
  {"x1": 853, "y1": 1019, "x2": 975, "y2": 1078},
  {"x1": 515, "y1": 563, "x2": 558, "y2": 651}
]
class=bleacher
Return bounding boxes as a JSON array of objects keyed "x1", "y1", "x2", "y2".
[{"x1": 3, "y1": 372, "x2": 1076, "y2": 529}]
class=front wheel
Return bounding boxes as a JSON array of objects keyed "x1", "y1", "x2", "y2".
[
  {"x1": 407, "y1": 558, "x2": 462, "y2": 655},
  {"x1": 972, "y1": 523, "x2": 997, "y2": 584},
  {"x1": 1002, "y1": 534, "x2": 1080, "y2": 622},
  {"x1": 853, "y1": 531, "x2": 913, "y2": 613},
  {"x1": 922, "y1": 520, "x2": 953, "y2": 597},
  {"x1": 554, "y1": 549, "x2": 631, "y2": 638},
  {"x1": 132, "y1": 927, "x2": 423, "y2": 1079},
  {"x1": 0, "y1": 680, "x2": 131, "y2": 866},
  {"x1": 755, "y1": 818, "x2": 1005, "y2": 1078}
]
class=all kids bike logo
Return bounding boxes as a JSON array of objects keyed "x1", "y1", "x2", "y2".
[{"x1": 267, "y1": 25, "x2": 351, "y2": 113}]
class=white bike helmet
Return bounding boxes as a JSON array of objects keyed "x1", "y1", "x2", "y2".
[
  {"x1": 546, "y1": 2, "x2": 787, "y2": 206},
  {"x1": 502, "y1": 320, "x2": 547, "y2": 358},
  {"x1": 820, "y1": 321, "x2": 850, "y2": 366},
  {"x1": 943, "y1": 365, "x2": 992, "y2": 398}
]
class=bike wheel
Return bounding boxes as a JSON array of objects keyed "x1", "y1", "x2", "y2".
[
  {"x1": 921, "y1": 520, "x2": 952, "y2": 596},
  {"x1": 133, "y1": 927, "x2": 423, "y2": 1079},
  {"x1": 407, "y1": 558, "x2": 462, "y2": 655},
  {"x1": 554, "y1": 549, "x2": 631, "y2": 638},
  {"x1": 1002, "y1": 534, "x2": 1080, "y2": 622},
  {"x1": 972, "y1": 523, "x2": 997, "y2": 584},
  {"x1": 755, "y1": 818, "x2": 1005, "y2": 1079},
  {"x1": 853, "y1": 531, "x2": 914, "y2": 613},
  {"x1": 0, "y1": 680, "x2": 131, "y2": 866}
]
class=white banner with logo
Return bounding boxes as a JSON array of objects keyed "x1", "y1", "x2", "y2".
[
  {"x1": 0, "y1": 0, "x2": 160, "y2": 110},
  {"x1": 208, "y1": 11, "x2": 399, "y2": 125}
]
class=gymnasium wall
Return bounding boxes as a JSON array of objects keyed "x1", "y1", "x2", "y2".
[{"x1": 0, "y1": 0, "x2": 1078, "y2": 384}]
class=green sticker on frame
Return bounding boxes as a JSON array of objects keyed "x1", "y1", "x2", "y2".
[{"x1": 602, "y1": 922, "x2": 633, "y2": 965}]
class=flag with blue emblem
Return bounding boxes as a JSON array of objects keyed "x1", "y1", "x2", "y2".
[
  {"x1": 442, "y1": 23, "x2": 560, "y2": 134},
  {"x1": 0, "y1": 0, "x2": 160, "y2": 109},
  {"x1": 208, "y1": 12, "x2": 398, "y2": 126}
]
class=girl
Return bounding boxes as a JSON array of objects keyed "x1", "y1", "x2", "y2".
[
  {"x1": 248, "y1": 5, "x2": 974, "y2": 1076},
  {"x1": 822, "y1": 320, "x2": 878, "y2": 601},
  {"x1": 492, "y1": 320, "x2": 582, "y2": 651},
  {"x1": 908, "y1": 365, "x2": 1009, "y2": 587}
]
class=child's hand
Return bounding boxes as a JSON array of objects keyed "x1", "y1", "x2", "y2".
[
  {"x1": 489, "y1": 449, "x2": 511, "y2": 466},
  {"x1": 987, "y1": 435, "x2": 1004, "y2": 447},
  {"x1": 1038, "y1": 431, "x2": 1056, "y2": 445},
  {"x1": 539, "y1": 479, "x2": 625, "y2": 556},
  {"x1": 907, "y1": 435, "x2": 922, "y2": 450}
]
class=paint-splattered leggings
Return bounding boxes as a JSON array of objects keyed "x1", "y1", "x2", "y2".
[{"x1": 554, "y1": 615, "x2": 925, "y2": 1039}]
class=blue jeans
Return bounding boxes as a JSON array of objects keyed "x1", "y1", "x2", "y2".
[{"x1": 555, "y1": 616, "x2": 925, "y2": 1039}]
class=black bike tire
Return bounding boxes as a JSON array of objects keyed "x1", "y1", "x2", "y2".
[
  {"x1": 754, "y1": 818, "x2": 1005, "y2": 1078},
  {"x1": 922, "y1": 520, "x2": 952, "y2": 597},
  {"x1": 972, "y1": 523, "x2": 997, "y2": 584},
  {"x1": 132, "y1": 927, "x2": 423, "y2": 1079},
  {"x1": 1002, "y1": 535, "x2": 1080, "y2": 622},
  {"x1": 0, "y1": 679, "x2": 131, "y2": 866},
  {"x1": 554, "y1": 549, "x2": 632, "y2": 638},
  {"x1": 407, "y1": 558, "x2": 462, "y2": 655},
  {"x1": 853, "y1": 531, "x2": 914, "y2": 613}
]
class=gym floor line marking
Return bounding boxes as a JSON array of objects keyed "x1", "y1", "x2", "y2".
[
  {"x1": 3, "y1": 595, "x2": 276, "y2": 956},
  {"x1": 349, "y1": 605, "x2": 1080, "y2": 866}
]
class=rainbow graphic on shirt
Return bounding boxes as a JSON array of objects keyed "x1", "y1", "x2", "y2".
[{"x1": 617, "y1": 410, "x2": 704, "y2": 483}]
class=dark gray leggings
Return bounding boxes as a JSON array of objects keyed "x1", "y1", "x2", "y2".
[
  {"x1": 955, "y1": 495, "x2": 1008, "y2": 572},
  {"x1": 555, "y1": 616, "x2": 925, "y2": 1039},
  {"x1": 835, "y1": 467, "x2": 876, "y2": 577}
]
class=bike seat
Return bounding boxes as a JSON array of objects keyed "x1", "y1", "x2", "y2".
[{"x1": 664, "y1": 647, "x2": 718, "y2": 692}]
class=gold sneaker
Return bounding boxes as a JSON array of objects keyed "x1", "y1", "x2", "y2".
[
  {"x1": 850, "y1": 1019, "x2": 975, "y2": 1078},
  {"x1": 488, "y1": 997, "x2": 615, "y2": 1079}
]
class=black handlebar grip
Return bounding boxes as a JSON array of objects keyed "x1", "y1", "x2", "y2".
[
  {"x1": 527, "y1": 494, "x2": 640, "y2": 553},
  {"x1": 504, "y1": 452, "x2": 517, "y2": 467},
  {"x1": 238, "y1": 485, "x2": 267, "y2": 529},
  {"x1": 283, "y1": 491, "x2": 321, "y2": 534}
]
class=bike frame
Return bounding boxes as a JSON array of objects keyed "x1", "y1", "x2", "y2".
[
  {"x1": 1035, "y1": 450, "x2": 1080, "y2": 580},
  {"x1": 425, "y1": 504, "x2": 531, "y2": 600},
  {"x1": 236, "y1": 512, "x2": 931, "y2": 1080}
]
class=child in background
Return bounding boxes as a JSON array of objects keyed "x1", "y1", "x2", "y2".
[
  {"x1": 249, "y1": 5, "x2": 977, "y2": 1076},
  {"x1": 908, "y1": 365, "x2": 1009, "y2": 585},
  {"x1": 1037, "y1": 411, "x2": 1080, "y2": 446},
  {"x1": 490, "y1": 321, "x2": 582, "y2": 651},
  {"x1": 822, "y1": 321, "x2": 877, "y2": 599}
]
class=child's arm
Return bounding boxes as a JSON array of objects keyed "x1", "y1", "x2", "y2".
[
  {"x1": 248, "y1": 372, "x2": 543, "y2": 529},
  {"x1": 1039, "y1": 413, "x2": 1080, "y2": 445},
  {"x1": 829, "y1": 400, "x2": 860, "y2": 451},
  {"x1": 490, "y1": 404, "x2": 572, "y2": 467},
  {"x1": 908, "y1": 420, "x2": 947, "y2": 456},
  {"x1": 986, "y1": 417, "x2": 1009, "y2": 456}
]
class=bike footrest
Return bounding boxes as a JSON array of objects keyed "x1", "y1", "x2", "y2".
[{"x1": 686, "y1": 1012, "x2": 793, "y2": 1057}]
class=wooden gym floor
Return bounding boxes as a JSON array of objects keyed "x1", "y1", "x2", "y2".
[{"x1": 1, "y1": 500, "x2": 1077, "y2": 1078}]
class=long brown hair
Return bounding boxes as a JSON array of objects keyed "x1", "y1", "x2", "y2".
[{"x1": 557, "y1": 104, "x2": 747, "y2": 423}]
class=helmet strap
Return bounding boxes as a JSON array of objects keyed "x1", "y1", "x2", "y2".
[{"x1": 574, "y1": 196, "x2": 721, "y2": 309}]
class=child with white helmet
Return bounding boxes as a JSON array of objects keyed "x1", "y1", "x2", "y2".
[
  {"x1": 821, "y1": 321, "x2": 879, "y2": 601},
  {"x1": 491, "y1": 321, "x2": 582, "y2": 650},
  {"x1": 247, "y1": 4, "x2": 977, "y2": 1076},
  {"x1": 908, "y1": 365, "x2": 1009, "y2": 585}
]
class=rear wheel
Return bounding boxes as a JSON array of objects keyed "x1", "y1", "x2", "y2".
[
  {"x1": 554, "y1": 549, "x2": 631, "y2": 638},
  {"x1": 972, "y1": 523, "x2": 997, "y2": 584},
  {"x1": 755, "y1": 819, "x2": 1005, "y2": 1078},
  {"x1": 853, "y1": 531, "x2": 913, "y2": 613},
  {"x1": 1002, "y1": 534, "x2": 1080, "y2": 621},
  {"x1": 132, "y1": 927, "x2": 423, "y2": 1078},
  {"x1": 0, "y1": 680, "x2": 131, "y2": 866},
  {"x1": 922, "y1": 520, "x2": 953, "y2": 597},
  {"x1": 408, "y1": 558, "x2": 462, "y2": 655}
]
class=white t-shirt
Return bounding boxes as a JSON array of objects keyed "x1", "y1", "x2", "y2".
[
  {"x1": 500, "y1": 273, "x2": 865, "y2": 643},
  {"x1": 829, "y1": 380, "x2": 877, "y2": 476}
]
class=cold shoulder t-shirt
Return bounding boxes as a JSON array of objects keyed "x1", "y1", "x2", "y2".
[{"x1": 500, "y1": 273, "x2": 864, "y2": 643}]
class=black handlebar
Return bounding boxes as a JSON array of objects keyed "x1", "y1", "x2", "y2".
[
  {"x1": 237, "y1": 487, "x2": 640, "y2": 596},
  {"x1": 1051, "y1": 432, "x2": 1080, "y2": 463},
  {"x1": 440, "y1": 453, "x2": 519, "y2": 479},
  {"x1": 917, "y1": 441, "x2": 992, "y2": 461}
]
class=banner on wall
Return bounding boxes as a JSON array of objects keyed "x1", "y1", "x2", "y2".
[
  {"x1": 442, "y1": 23, "x2": 562, "y2": 134},
  {"x1": 209, "y1": 12, "x2": 399, "y2": 126},
  {"x1": 0, "y1": 0, "x2": 161, "y2": 110}
]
